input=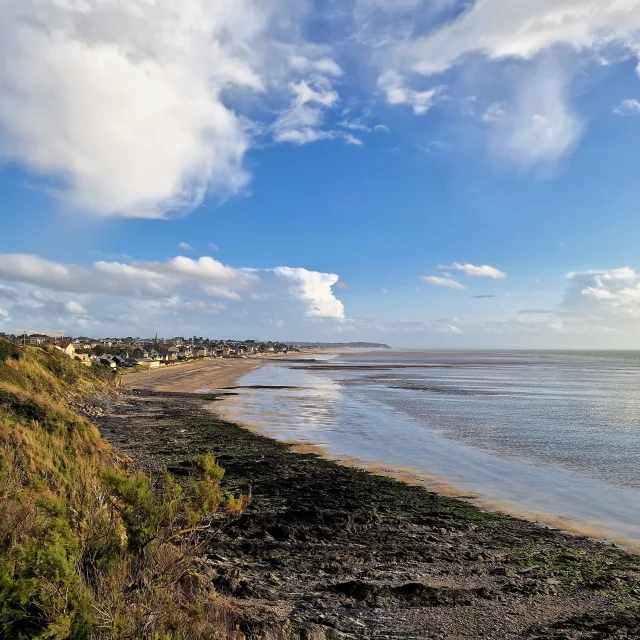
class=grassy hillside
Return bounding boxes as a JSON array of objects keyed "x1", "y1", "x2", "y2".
[{"x1": 0, "y1": 342, "x2": 244, "y2": 639}]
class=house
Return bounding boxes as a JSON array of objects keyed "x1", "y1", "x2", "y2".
[
  {"x1": 96, "y1": 357, "x2": 117, "y2": 369},
  {"x1": 55, "y1": 340, "x2": 76, "y2": 358},
  {"x1": 112, "y1": 355, "x2": 127, "y2": 367},
  {"x1": 128, "y1": 357, "x2": 161, "y2": 369},
  {"x1": 74, "y1": 353, "x2": 92, "y2": 367},
  {"x1": 196, "y1": 347, "x2": 208, "y2": 358},
  {"x1": 179, "y1": 346, "x2": 193, "y2": 358},
  {"x1": 158, "y1": 348, "x2": 177, "y2": 362},
  {"x1": 132, "y1": 347, "x2": 149, "y2": 359}
]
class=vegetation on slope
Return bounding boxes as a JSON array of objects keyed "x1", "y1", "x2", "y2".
[{"x1": 0, "y1": 342, "x2": 245, "y2": 639}]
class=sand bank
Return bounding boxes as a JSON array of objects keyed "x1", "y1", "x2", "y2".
[{"x1": 120, "y1": 357, "x2": 265, "y2": 393}]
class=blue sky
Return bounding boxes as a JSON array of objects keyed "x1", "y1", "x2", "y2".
[{"x1": 3, "y1": 0, "x2": 640, "y2": 347}]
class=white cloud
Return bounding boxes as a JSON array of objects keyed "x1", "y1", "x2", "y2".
[
  {"x1": 338, "y1": 119, "x2": 371, "y2": 132},
  {"x1": 419, "y1": 276, "x2": 465, "y2": 289},
  {"x1": 613, "y1": 99, "x2": 640, "y2": 115},
  {"x1": 0, "y1": 1, "x2": 351, "y2": 218},
  {"x1": 0, "y1": 307, "x2": 9, "y2": 320},
  {"x1": 441, "y1": 263, "x2": 507, "y2": 279},
  {"x1": 289, "y1": 56, "x2": 343, "y2": 77},
  {"x1": 564, "y1": 268, "x2": 640, "y2": 316},
  {"x1": 209, "y1": 243, "x2": 220, "y2": 252},
  {"x1": 375, "y1": 0, "x2": 640, "y2": 165},
  {"x1": 65, "y1": 301, "x2": 87, "y2": 315},
  {"x1": 0, "y1": 254, "x2": 349, "y2": 335},
  {"x1": 0, "y1": 0, "x2": 300, "y2": 217},
  {"x1": 343, "y1": 133, "x2": 364, "y2": 146},
  {"x1": 397, "y1": 1, "x2": 640, "y2": 77},
  {"x1": 0, "y1": 254, "x2": 259, "y2": 301},
  {"x1": 487, "y1": 63, "x2": 583, "y2": 167},
  {"x1": 482, "y1": 103, "x2": 507, "y2": 123},
  {"x1": 273, "y1": 267, "x2": 345, "y2": 318},
  {"x1": 378, "y1": 71, "x2": 441, "y2": 115},
  {"x1": 178, "y1": 242, "x2": 194, "y2": 251},
  {"x1": 273, "y1": 78, "x2": 340, "y2": 145}
]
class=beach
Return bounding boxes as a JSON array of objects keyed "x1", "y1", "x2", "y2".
[
  {"x1": 120, "y1": 356, "x2": 265, "y2": 393},
  {"x1": 218, "y1": 350, "x2": 640, "y2": 551},
  {"x1": 97, "y1": 357, "x2": 640, "y2": 638},
  {"x1": 95, "y1": 389, "x2": 640, "y2": 639}
]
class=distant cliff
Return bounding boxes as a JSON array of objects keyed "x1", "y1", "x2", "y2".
[{"x1": 291, "y1": 341, "x2": 391, "y2": 349}]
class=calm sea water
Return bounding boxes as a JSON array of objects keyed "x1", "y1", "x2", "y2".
[{"x1": 218, "y1": 350, "x2": 640, "y2": 548}]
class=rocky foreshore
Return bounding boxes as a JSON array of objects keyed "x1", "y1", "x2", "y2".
[{"x1": 94, "y1": 390, "x2": 640, "y2": 639}]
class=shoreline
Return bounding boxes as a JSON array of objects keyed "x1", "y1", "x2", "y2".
[
  {"x1": 94, "y1": 389, "x2": 640, "y2": 638},
  {"x1": 215, "y1": 385, "x2": 640, "y2": 555},
  {"x1": 218, "y1": 426, "x2": 640, "y2": 554},
  {"x1": 120, "y1": 356, "x2": 268, "y2": 392},
  {"x1": 129, "y1": 356, "x2": 640, "y2": 553}
]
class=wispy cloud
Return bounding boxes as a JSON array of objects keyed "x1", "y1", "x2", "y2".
[
  {"x1": 343, "y1": 133, "x2": 364, "y2": 146},
  {"x1": 273, "y1": 77, "x2": 340, "y2": 145},
  {"x1": 613, "y1": 99, "x2": 640, "y2": 116},
  {"x1": 178, "y1": 242, "x2": 194, "y2": 251},
  {"x1": 518, "y1": 308, "x2": 554, "y2": 315},
  {"x1": 378, "y1": 71, "x2": 442, "y2": 116},
  {"x1": 419, "y1": 276, "x2": 465, "y2": 289},
  {"x1": 440, "y1": 263, "x2": 507, "y2": 279}
]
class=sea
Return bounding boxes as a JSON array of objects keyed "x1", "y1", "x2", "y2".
[{"x1": 217, "y1": 350, "x2": 640, "y2": 549}]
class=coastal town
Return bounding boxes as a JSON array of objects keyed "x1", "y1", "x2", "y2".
[
  {"x1": 0, "y1": 332, "x2": 297, "y2": 369},
  {"x1": 0, "y1": 332, "x2": 391, "y2": 370}
]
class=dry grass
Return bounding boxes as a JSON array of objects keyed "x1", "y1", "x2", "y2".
[
  {"x1": 0, "y1": 342, "x2": 250, "y2": 640},
  {"x1": 224, "y1": 495, "x2": 252, "y2": 516}
]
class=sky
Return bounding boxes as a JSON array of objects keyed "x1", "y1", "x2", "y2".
[{"x1": 3, "y1": 1, "x2": 640, "y2": 348}]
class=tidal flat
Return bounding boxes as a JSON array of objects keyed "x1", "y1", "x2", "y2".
[{"x1": 95, "y1": 389, "x2": 640, "y2": 639}]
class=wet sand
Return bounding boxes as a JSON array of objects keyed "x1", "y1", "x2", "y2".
[
  {"x1": 120, "y1": 357, "x2": 265, "y2": 393},
  {"x1": 95, "y1": 389, "x2": 640, "y2": 639},
  {"x1": 216, "y1": 406, "x2": 640, "y2": 553}
]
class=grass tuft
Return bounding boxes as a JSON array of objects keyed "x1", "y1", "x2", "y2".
[{"x1": 0, "y1": 340, "x2": 245, "y2": 639}]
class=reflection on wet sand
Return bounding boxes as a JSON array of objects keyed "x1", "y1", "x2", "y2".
[
  {"x1": 216, "y1": 351, "x2": 640, "y2": 552},
  {"x1": 215, "y1": 423, "x2": 640, "y2": 553}
]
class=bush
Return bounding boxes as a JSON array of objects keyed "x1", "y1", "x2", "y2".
[
  {"x1": 0, "y1": 340, "x2": 20, "y2": 363},
  {"x1": 0, "y1": 345, "x2": 244, "y2": 639},
  {"x1": 0, "y1": 500, "x2": 94, "y2": 640}
]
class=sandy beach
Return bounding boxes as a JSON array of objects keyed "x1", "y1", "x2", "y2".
[{"x1": 121, "y1": 357, "x2": 265, "y2": 393}]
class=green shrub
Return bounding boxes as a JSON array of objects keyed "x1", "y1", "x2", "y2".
[
  {"x1": 0, "y1": 389, "x2": 90, "y2": 436},
  {"x1": 186, "y1": 454, "x2": 224, "y2": 520},
  {"x1": 0, "y1": 500, "x2": 94, "y2": 640},
  {"x1": 101, "y1": 471, "x2": 182, "y2": 554},
  {"x1": 0, "y1": 340, "x2": 20, "y2": 363},
  {"x1": 0, "y1": 345, "x2": 240, "y2": 639}
]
